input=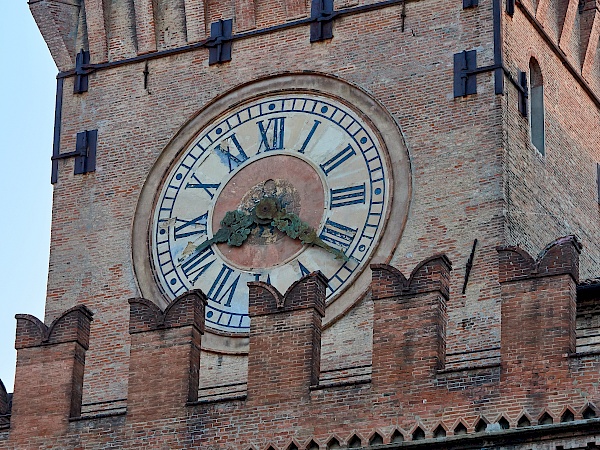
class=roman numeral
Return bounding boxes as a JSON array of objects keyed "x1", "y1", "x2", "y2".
[
  {"x1": 330, "y1": 184, "x2": 366, "y2": 208},
  {"x1": 320, "y1": 144, "x2": 356, "y2": 175},
  {"x1": 185, "y1": 174, "x2": 220, "y2": 199},
  {"x1": 253, "y1": 272, "x2": 272, "y2": 284},
  {"x1": 208, "y1": 264, "x2": 241, "y2": 308},
  {"x1": 298, "y1": 260, "x2": 333, "y2": 292},
  {"x1": 180, "y1": 244, "x2": 216, "y2": 282},
  {"x1": 215, "y1": 134, "x2": 249, "y2": 172},
  {"x1": 319, "y1": 219, "x2": 357, "y2": 252},
  {"x1": 298, "y1": 120, "x2": 321, "y2": 153},
  {"x1": 174, "y1": 212, "x2": 208, "y2": 240},
  {"x1": 298, "y1": 261, "x2": 311, "y2": 277},
  {"x1": 257, "y1": 117, "x2": 285, "y2": 152}
]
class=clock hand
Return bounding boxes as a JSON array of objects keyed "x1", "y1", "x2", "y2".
[
  {"x1": 297, "y1": 227, "x2": 349, "y2": 262},
  {"x1": 269, "y1": 207, "x2": 350, "y2": 262},
  {"x1": 183, "y1": 197, "x2": 349, "y2": 265},
  {"x1": 179, "y1": 210, "x2": 253, "y2": 264}
]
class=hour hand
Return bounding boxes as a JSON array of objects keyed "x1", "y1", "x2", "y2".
[
  {"x1": 298, "y1": 227, "x2": 349, "y2": 262},
  {"x1": 180, "y1": 210, "x2": 253, "y2": 263},
  {"x1": 272, "y1": 211, "x2": 349, "y2": 262},
  {"x1": 194, "y1": 227, "x2": 230, "y2": 256}
]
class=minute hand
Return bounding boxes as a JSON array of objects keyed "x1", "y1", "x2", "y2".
[{"x1": 271, "y1": 211, "x2": 349, "y2": 262}]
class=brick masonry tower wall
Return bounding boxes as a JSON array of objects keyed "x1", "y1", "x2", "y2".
[
  {"x1": 1, "y1": 239, "x2": 600, "y2": 449},
  {"x1": 14, "y1": 0, "x2": 600, "y2": 447},
  {"x1": 8, "y1": 305, "x2": 93, "y2": 441},
  {"x1": 502, "y1": 0, "x2": 600, "y2": 280},
  {"x1": 35, "y1": 0, "x2": 506, "y2": 410}
]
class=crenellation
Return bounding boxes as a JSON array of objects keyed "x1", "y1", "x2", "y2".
[
  {"x1": 6, "y1": 0, "x2": 600, "y2": 447},
  {"x1": 0, "y1": 381, "x2": 9, "y2": 429},
  {"x1": 132, "y1": 0, "x2": 157, "y2": 55},
  {"x1": 83, "y1": 0, "x2": 108, "y2": 63},
  {"x1": 497, "y1": 235, "x2": 582, "y2": 283},
  {"x1": 10, "y1": 305, "x2": 93, "y2": 439},
  {"x1": 127, "y1": 290, "x2": 206, "y2": 421},
  {"x1": 15, "y1": 305, "x2": 93, "y2": 350}
]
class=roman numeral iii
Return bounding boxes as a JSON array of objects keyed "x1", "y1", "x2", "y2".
[{"x1": 330, "y1": 184, "x2": 366, "y2": 208}]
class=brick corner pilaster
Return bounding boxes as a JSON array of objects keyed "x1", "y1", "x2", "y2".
[
  {"x1": 127, "y1": 291, "x2": 206, "y2": 421},
  {"x1": 371, "y1": 254, "x2": 452, "y2": 301},
  {"x1": 11, "y1": 305, "x2": 93, "y2": 437},
  {"x1": 497, "y1": 235, "x2": 581, "y2": 283},
  {"x1": 248, "y1": 271, "x2": 327, "y2": 318}
]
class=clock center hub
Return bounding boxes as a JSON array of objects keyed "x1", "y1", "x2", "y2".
[{"x1": 211, "y1": 154, "x2": 325, "y2": 270}]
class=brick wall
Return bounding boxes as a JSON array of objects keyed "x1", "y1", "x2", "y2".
[
  {"x1": 39, "y1": 0, "x2": 507, "y2": 409},
  {"x1": 503, "y1": 0, "x2": 600, "y2": 282},
  {"x1": 2, "y1": 238, "x2": 600, "y2": 449},
  {"x1": 6, "y1": 0, "x2": 599, "y2": 448}
]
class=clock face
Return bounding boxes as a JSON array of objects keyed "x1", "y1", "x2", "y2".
[{"x1": 150, "y1": 92, "x2": 392, "y2": 333}]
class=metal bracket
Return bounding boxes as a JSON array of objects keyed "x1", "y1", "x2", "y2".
[
  {"x1": 74, "y1": 49, "x2": 91, "y2": 94},
  {"x1": 506, "y1": 0, "x2": 515, "y2": 16},
  {"x1": 462, "y1": 239, "x2": 478, "y2": 294},
  {"x1": 463, "y1": 0, "x2": 478, "y2": 8},
  {"x1": 597, "y1": 163, "x2": 600, "y2": 205},
  {"x1": 51, "y1": 129, "x2": 97, "y2": 183},
  {"x1": 310, "y1": 0, "x2": 336, "y2": 42},
  {"x1": 453, "y1": 50, "x2": 478, "y2": 97},
  {"x1": 207, "y1": 19, "x2": 233, "y2": 65},
  {"x1": 517, "y1": 70, "x2": 528, "y2": 116}
]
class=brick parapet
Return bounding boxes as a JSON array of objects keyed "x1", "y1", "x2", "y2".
[
  {"x1": 128, "y1": 289, "x2": 207, "y2": 334},
  {"x1": 127, "y1": 291, "x2": 206, "y2": 420},
  {"x1": 248, "y1": 271, "x2": 327, "y2": 318},
  {"x1": 3, "y1": 240, "x2": 600, "y2": 447},
  {"x1": 14, "y1": 305, "x2": 93, "y2": 350},
  {"x1": 247, "y1": 273, "x2": 326, "y2": 404},
  {"x1": 371, "y1": 255, "x2": 452, "y2": 301},
  {"x1": 497, "y1": 235, "x2": 582, "y2": 284}
]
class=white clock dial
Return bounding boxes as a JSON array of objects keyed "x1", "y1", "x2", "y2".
[{"x1": 151, "y1": 93, "x2": 392, "y2": 333}]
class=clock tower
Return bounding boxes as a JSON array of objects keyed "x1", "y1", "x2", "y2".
[{"x1": 1, "y1": 0, "x2": 600, "y2": 448}]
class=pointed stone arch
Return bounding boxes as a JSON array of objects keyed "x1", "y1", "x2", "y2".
[
  {"x1": 582, "y1": 402, "x2": 599, "y2": 419},
  {"x1": 305, "y1": 439, "x2": 319, "y2": 450},
  {"x1": 285, "y1": 440, "x2": 300, "y2": 450},
  {"x1": 346, "y1": 433, "x2": 362, "y2": 448},
  {"x1": 538, "y1": 410, "x2": 554, "y2": 425},
  {"x1": 560, "y1": 406, "x2": 576, "y2": 422},
  {"x1": 325, "y1": 436, "x2": 342, "y2": 449},
  {"x1": 498, "y1": 415, "x2": 511, "y2": 430},
  {"x1": 411, "y1": 425, "x2": 426, "y2": 441},
  {"x1": 368, "y1": 431, "x2": 384, "y2": 446},
  {"x1": 474, "y1": 416, "x2": 489, "y2": 433},
  {"x1": 432, "y1": 423, "x2": 447, "y2": 438},
  {"x1": 517, "y1": 412, "x2": 532, "y2": 428},
  {"x1": 453, "y1": 420, "x2": 468, "y2": 435},
  {"x1": 389, "y1": 429, "x2": 404, "y2": 443}
]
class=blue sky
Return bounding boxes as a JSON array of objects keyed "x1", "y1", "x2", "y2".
[{"x1": 0, "y1": 3, "x2": 55, "y2": 391}]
